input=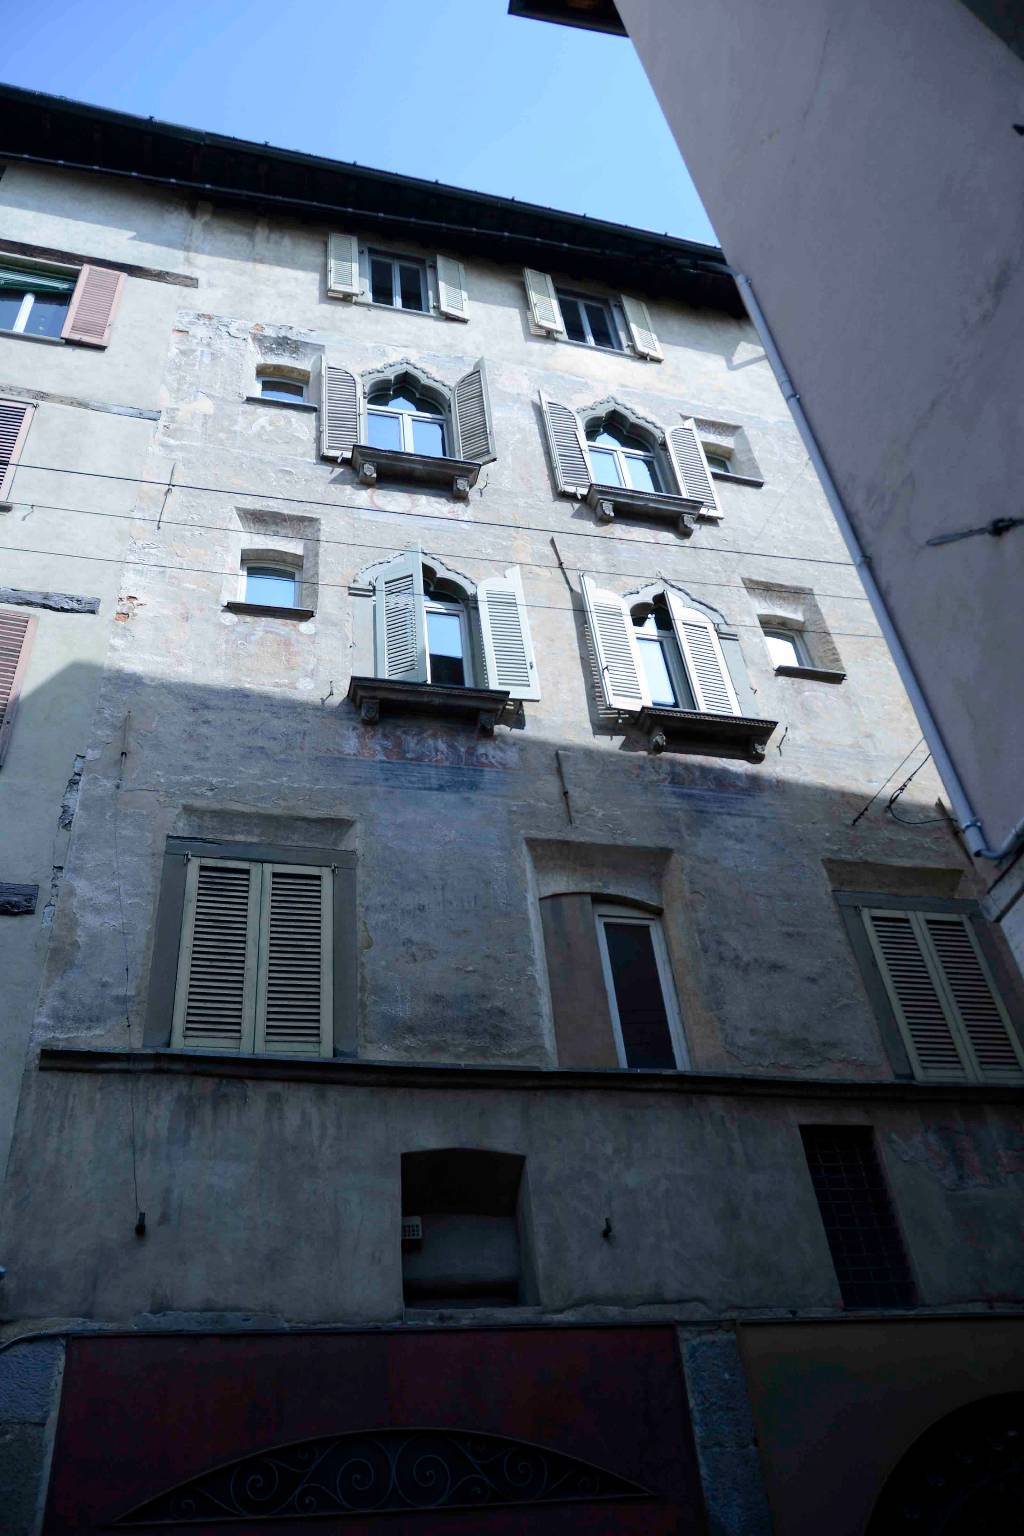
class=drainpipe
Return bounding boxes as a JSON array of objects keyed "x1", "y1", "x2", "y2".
[{"x1": 734, "y1": 272, "x2": 1023, "y2": 864}]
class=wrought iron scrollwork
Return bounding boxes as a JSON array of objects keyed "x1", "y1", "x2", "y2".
[{"x1": 115, "y1": 1427, "x2": 653, "y2": 1524}]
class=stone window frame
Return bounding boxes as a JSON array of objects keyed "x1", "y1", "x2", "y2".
[
  {"x1": 223, "y1": 510, "x2": 320, "y2": 621},
  {"x1": 834, "y1": 889, "x2": 1024, "y2": 1082},
  {"x1": 144, "y1": 836, "x2": 358, "y2": 1057},
  {"x1": 248, "y1": 362, "x2": 316, "y2": 412},
  {"x1": 593, "y1": 902, "x2": 690, "y2": 1071}
]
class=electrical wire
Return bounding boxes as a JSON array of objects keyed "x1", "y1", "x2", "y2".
[
  {"x1": 2, "y1": 495, "x2": 875, "y2": 604},
  {"x1": 0, "y1": 538, "x2": 890, "y2": 640},
  {"x1": 849, "y1": 738, "x2": 925, "y2": 827},
  {"x1": 5, "y1": 458, "x2": 861, "y2": 567},
  {"x1": 887, "y1": 754, "x2": 947, "y2": 826}
]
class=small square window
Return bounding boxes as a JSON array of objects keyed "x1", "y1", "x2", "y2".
[
  {"x1": 705, "y1": 451, "x2": 731, "y2": 474},
  {"x1": 244, "y1": 564, "x2": 299, "y2": 608},
  {"x1": 763, "y1": 627, "x2": 810, "y2": 669},
  {"x1": 0, "y1": 264, "x2": 76, "y2": 338},
  {"x1": 369, "y1": 251, "x2": 428, "y2": 312},
  {"x1": 259, "y1": 376, "x2": 306, "y2": 403},
  {"x1": 555, "y1": 289, "x2": 622, "y2": 351}
]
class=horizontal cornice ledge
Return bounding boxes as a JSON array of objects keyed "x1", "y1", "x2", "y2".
[{"x1": 36, "y1": 1047, "x2": 1024, "y2": 1102}]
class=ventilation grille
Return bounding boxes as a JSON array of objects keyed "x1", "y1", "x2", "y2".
[{"x1": 801, "y1": 1125, "x2": 915, "y2": 1309}]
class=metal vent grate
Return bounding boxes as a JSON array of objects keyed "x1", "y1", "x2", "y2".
[
  {"x1": 401, "y1": 1216, "x2": 423, "y2": 1244},
  {"x1": 801, "y1": 1125, "x2": 915, "y2": 1309}
]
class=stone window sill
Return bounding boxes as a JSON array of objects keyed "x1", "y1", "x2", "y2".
[
  {"x1": 633, "y1": 706, "x2": 778, "y2": 762},
  {"x1": 351, "y1": 443, "x2": 480, "y2": 499},
  {"x1": 348, "y1": 675, "x2": 511, "y2": 733},
  {"x1": 0, "y1": 328, "x2": 64, "y2": 347},
  {"x1": 774, "y1": 664, "x2": 846, "y2": 684},
  {"x1": 711, "y1": 469, "x2": 764, "y2": 488},
  {"x1": 223, "y1": 601, "x2": 315, "y2": 621},
  {"x1": 585, "y1": 481, "x2": 702, "y2": 534},
  {"x1": 243, "y1": 394, "x2": 317, "y2": 412}
]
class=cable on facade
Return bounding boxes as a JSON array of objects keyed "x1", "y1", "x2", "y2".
[
  {"x1": 7, "y1": 459, "x2": 862, "y2": 568},
  {"x1": 0, "y1": 539, "x2": 892, "y2": 641},
  {"x1": 886, "y1": 755, "x2": 947, "y2": 826},
  {"x1": 1, "y1": 495, "x2": 876, "y2": 605},
  {"x1": 849, "y1": 738, "x2": 926, "y2": 827}
]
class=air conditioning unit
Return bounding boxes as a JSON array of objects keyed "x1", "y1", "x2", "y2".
[{"x1": 401, "y1": 1216, "x2": 423, "y2": 1246}]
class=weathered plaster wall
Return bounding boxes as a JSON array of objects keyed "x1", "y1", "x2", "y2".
[{"x1": 617, "y1": 0, "x2": 1024, "y2": 887}]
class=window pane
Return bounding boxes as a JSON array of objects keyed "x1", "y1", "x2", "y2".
[
  {"x1": 371, "y1": 257, "x2": 394, "y2": 306},
  {"x1": 585, "y1": 301, "x2": 618, "y2": 350},
  {"x1": 602, "y1": 921, "x2": 677, "y2": 1069},
  {"x1": 626, "y1": 455, "x2": 660, "y2": 493},
  {"x1": 765, "y1": 630, "x2": 803, "y2": 668},
  {"x1": 412, "y1": 417, "x2": 445, "y2": 457},
  {"x1": 558, "y1": 294, "x2": 587, "y2": 344},
  {"x1": 260, "y1": 378, "x2": 305, "y2": 402},
  {"x1": 588, "y1": 447, "x2": 623, "y2": 486},
  {"x1": 245, "y1": 567, "x2": 298, "y2": 608},
  {"x1": 23, "y1": 294, "x2": 69, "y2": 338},
  {"x1": 0, "y1": 291, "x2": 26, "y2": 331},
  {"x1": 366, "y1": 410, "x2": 402, "y2": 450},
  {"x1": 706, "y1": 452, "x2": 731, "y2": 473},
  {"x1": 638, "y1": 638, "x2": 678, "y2": 708},
  {"x1": 399, "y1": 263, "x2": 425, "y2": 312},
  {"x1": 427, "y1": 609, "x2": 466, "y2": 687}
]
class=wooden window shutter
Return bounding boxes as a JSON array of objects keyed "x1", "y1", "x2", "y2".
[
  {"x1": 477, "y1": 566, "x2": 540, "y2": 701},
  {"x1": 373, "y1": 549, "x2": 427, "y2": 682},
  {"x1": 620, "y1": 295, "x2": 663, "y2": 360},
  {"x1": 61, "y1": 266, "x2": 125, "y2": 347},
  {"x1": 860, "y1": 909, "x2": 1022, "y2": 1082},
  {"x1": 255, "y1": 865, "x2": 333, "y2": 1059},
  {"x1": 436, "y1": 255, "x2": 469, "y2": 321},
  {"x1": 581, "y1": 574, "x2": 648, "y2": 711},
  {"x1": 453, "y1": 359, "x2": 496, "y2": 462},
  {"x1": 665, "y1": 591, "x2": 741, "y2": 716},
  {"x1": 327, "y1": 233, "x2": 361, "y2": 299},
  {"x1": 319, "y1": 361, "x2": 361, "y2": 460},
  {"x1": 0, "y1": 399, "x2": 35, "y2": 502},
  {"x1": 0, "y1": 608, "x2": 37, "y2": 767},
  {"x1": 171, "y1": 859, "x2": 261, "y2": 1053},
  {"x1": 539, "y1": 392, "x2": 590, "y2": 496},
  {"x1": 667, "y1": 419, "x2": 722, "y2": 516},
  {"x1": 523, "y1": 269, "x2": 565, "y2": 335}
]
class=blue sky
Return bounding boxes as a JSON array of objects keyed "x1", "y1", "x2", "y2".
[{"x1": 0, "y1": 0, "x2": 715, "y2": 244}]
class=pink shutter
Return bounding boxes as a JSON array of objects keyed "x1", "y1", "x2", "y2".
[
  {"x1": 0, "y1": 610, "x2": 37, "y2": 767},
  {"x1": 61, "y1": 265, "x2": 125, "y2": 347},
  {"x1": 0, "y1": 400, "x2": 35, "y2": 502}
]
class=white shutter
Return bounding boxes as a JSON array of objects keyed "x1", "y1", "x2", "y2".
[
  {"x1": 477, "y1": 566, "x2": 540, "y2": 701},
  {"x1": 374, "y1": 549, "x2": 427, "y2": 682},
  {"x1": 667, "y1": 419, "x2": 721, "y2": 515},
  {"x1": 581, "y1": 574, "x2": 648, "y2": 711},
  {"x1": 620, "y1": 295, "x2": 662, "y2": 360},
  {"x1": 255, "y1": 865, "x2": 333, "y2": 1059},
  {"x1": 453, "y1": 359, "x2": 496, "y2": 462},
  {"x1": 523, "y1": 268, "x2": 565, "y2": 335},
  {"x1": 0, "y1": 399, "x2": 34, "y2": 502},
  {"x1": 319, "y1": 361, "x2": 360, "y2": 460},
  {"x1": 665, "y1": 591, "x2": 740, "y2": 716},
  {"x1": 923, "y1": 915, "x2": 1024, "y2": 1081},
  {"x1": 327, "y1": 233, "x2": 361, "y2": 299},
  {"x1": 171, "y1": 859, "x2": 260, "y2": 1054},
  {"x1": 0, "y1": 608, "x2": 35, "y2": 767},
  {"x1": 539, "y1": 392, "x2": 590, "y2": 496},
  {"x1": 436, "y1": 255, "x2": 469, "y2": 321}
]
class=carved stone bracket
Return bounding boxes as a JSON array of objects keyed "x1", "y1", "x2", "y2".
[
  {"x1": 585, "y1": 481, "x2": 700, "y2": 534},
  {"x1": 348, "y1": 676, "x2": 511, "y2": 733},
  {"x1": 351, "y1": 444, "x2": 480, "y2": 498},
  {"x1": 634, "y1": 706, "x2": 778, "y2": 763}
]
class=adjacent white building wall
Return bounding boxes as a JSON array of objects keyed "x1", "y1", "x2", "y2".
[{"x1": 616, "y1": 0, "x2": 1024, "y2": 912}]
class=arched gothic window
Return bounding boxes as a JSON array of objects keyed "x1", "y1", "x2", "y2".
[
  {"x1": 366, "y1": 384, "x2": 447, "y2": 459},
  {"x1": 586, "y1": 421, "x2": 662, "y2": 494}
]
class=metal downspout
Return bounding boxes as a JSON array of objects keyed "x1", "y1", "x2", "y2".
[{"x1": 733, "y1": 272, "x2": 1021, "y2": 864}]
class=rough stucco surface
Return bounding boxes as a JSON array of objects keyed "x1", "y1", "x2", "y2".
[
  {"x1": 1, "y1": 160, "x2": 1022, "y2": 1535},
  {"x1": 617, "y1": 0, "x2": 1024, "y2": 925}
]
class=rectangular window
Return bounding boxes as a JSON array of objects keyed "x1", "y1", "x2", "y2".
[
  {"x1": 244, "y1": 565, "x2": 299, "y2": 609},
  {"x1": 860, "y1": 907, "x2": 1023, "y2": 1082},
  {"x1": 801, "y1": 1126, "x2": 916, "y2": 1309},
  {"x1": 594, "y1": 906, "x2": 685, "y2": 1069},
  {"x1": 763, "y1": 627, "x2": 810, "y2": 669},
  {"x1": 0, "y1": 264, "x2": 76, "y2": 338},
  {"x1": 555, "y1": 289, "x2": 622, "y2": 351},
  {"x1": 259, "y1": 376, "x2": 306, "y2": 403},
  {"x1": 369, "y1": 251, "x2": 428, "y2": 312},
  {"x1": 426, "y1": 601, "x2": 469, "y2": 687},
  {"x1": 171, "y1": 857, "x2": 333, "y2": 1059}
]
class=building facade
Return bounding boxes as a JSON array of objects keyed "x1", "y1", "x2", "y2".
[
  {"x1": 1, "y1": 90, "x2": 1023, "y2": 1536},
  {"x1": 510, "y1": 0, "x2": 1024, "y2": 968}
]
